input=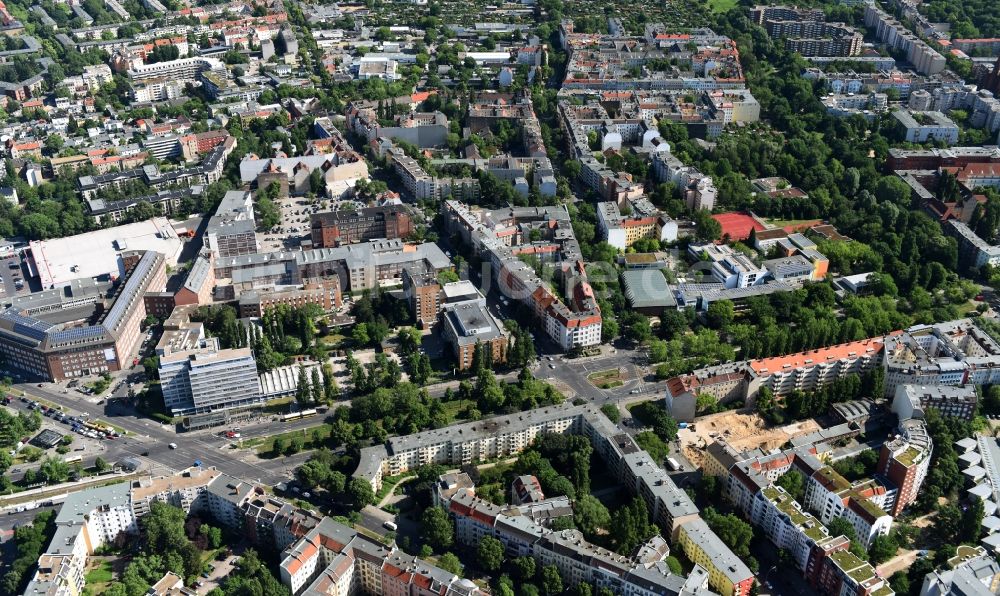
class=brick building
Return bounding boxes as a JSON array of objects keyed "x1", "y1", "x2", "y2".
[
  {"x1": 310, "y1": 205, "x2": 413, "y2": 248},
  {"x1": 237, "y1": 278, "x2": 341, "y2": 318}
]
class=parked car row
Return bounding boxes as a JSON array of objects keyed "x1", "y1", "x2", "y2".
[{"x1": 21, "y1": 396, "x2": 119, "y2": 440}]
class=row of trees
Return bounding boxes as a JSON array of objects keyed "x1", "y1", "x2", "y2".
[
  {"x1": 755, "y1": 369, "x2": 882, "y2": 424},
  {"x1": 193, "y1": 303, "x2": 326, "y2": 373},
  {"x1": 2, "y1": 510, "x2": 55, "y2": 594},
  {"x1": 293, "y1": 363, "x2": 339, "y2": 407}
]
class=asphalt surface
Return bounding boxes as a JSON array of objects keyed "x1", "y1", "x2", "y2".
[
  {"x1": 11, "y1": 383, "x2": 299, "y2": 486},
  {"x1": 4, "y1": 332, "x2": 671, "y2": 541},
  {"x1": 1, "y1": 505, "x2": 57, "y2": 537}
]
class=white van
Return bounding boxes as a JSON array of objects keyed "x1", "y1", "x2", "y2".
[
  {"x1": 383, "y1": 521, "x2": 398, "y2": 531},
  {"x1": 168, "y1": 443, "x2": 177, "y2": 449}
]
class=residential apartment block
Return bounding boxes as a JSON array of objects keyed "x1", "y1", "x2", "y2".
[
  {"x1": 677, "y1": 518, "x2": 754, "y2": 596},
  {"x1": 751, "y1": 5, "x2": 863, "y2": 57},
  {"x1": 444, "y1": 200, "x2": 602, "y2": 351},
  {"x1": 279, "y1": 516, "x2": 485, "y2": 596},
  {"x1": 892, "y1": 384, "x2": 978, "y2": 421},
  {"x1": 667, "y1": 336, "x2": 886, "y2": 422},
  {"x1": 354, "y1": 403, "x2": 753, "y2": 596},
  {"x1": 597, "y1": 201, "x2": 678, "y2": 250},
  {"x1": 864, "y1": 5, "x2": 945, "y2": 75},
  {"x1": 892, "y1": 110, "x2": 960, "y2": 145},
  {"x1": 447, "y1": 491, "x2": 712, "y2": 596},
  {"x1": 878, "y1": 418, "x2": 933, "y2": 516},
  {"x1": 947, "y1": 220, "x2": 1000, "y2": 270},
  {"x1": 24, "y1": 484, "x2": 137, "y2": 596},
  {"x1": 204, "y1": 190, "x2": 259, "y2": 260},
  {"x1": 652, "y1": 152, "x2": 717, "y2": 211},
  {"x1": 883, "y1": 319, "x2": 1000, "y2": 395}
]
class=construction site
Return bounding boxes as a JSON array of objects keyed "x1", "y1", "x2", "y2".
[{"x1": 679, "y1": 410, "x2": 822, "y2": 469}]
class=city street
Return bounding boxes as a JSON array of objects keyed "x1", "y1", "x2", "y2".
[
  {"x1": 11, "y1": 384, "x2": 297, "y2": 486},
  {"x1": 5, "y1": 338, "x2": 668, "y2": 504}
]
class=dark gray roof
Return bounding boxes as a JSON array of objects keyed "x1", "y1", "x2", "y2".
[{"x1": 621, "y1": 269, "x2": 675, "y2": 308}]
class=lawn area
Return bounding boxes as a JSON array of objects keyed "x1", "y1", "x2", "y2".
[
  {"x1": 255, "y1": 423, "x2": 332, "y2": 456},
  {"x1": 375, "y1": 473, "x2": 415, "y2": 502},
  {"x1": 588, "y1": 369, "x2": 624, "y2": 389},
  {"x1": 84, "y1": 560, "x2": 114, "y2": 590},
  {"x1": 440, "y1": 398, "x2": 475, "y2": 422},
  {"x1": 765, "y1": 218, "x2": 822, "y2": 230},
  {"x1": 708, "y1": 0, "x2": 738, "y2": 13},
  {"x1": 318, "y1": 333, "x2": 346, "y2": 348},
  {"x1": 957, "y1": 301, "x2": 982, "y2": 316},
  {"x1": 263, "y1": 397, "x2": 295, "y2": 413}
]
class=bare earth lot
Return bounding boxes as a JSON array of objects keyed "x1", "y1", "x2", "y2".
[{"x1": 679, "y1": 410, "x2": 821, "y2": 468}]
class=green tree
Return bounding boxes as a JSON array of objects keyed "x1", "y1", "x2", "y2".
[
  {"x1": 310, "y1": 368, "x2": 323, "y2": 405},
  {"x1": 513, "y1": 556, "x2": 536, "y2": 581},
  {"x1": 94, "y1": 457, "x2": 110, "y2": 473},
  {"x1": 933, "y1": 504, "x2": 963, "y2": 544},
  {"x1": 827, "y1": 517, "x2": 858, "y2": 541},
  {"x1": 542, "y1": 565, "x2": 563, "y2": 595},
  {"x1": 200, "y1": 525, "x2": 223, "y2": 550},
  {"x1": 477, "y1": 535, "x2": 505, "y2": 571},
  {"x1": 611, "y1": 497, "x2": 656, "y2": 553},
  {"x1": 693, "y1": 210, "x2": 722, "y2": 241},
  {"x1": 869, "y1": 534, "x2": 898, "y2": 565},
  {"x1": 599, "y1": 403, "x2": 620, "y2": 423},
  {"x1": 38, "y1": 457, "x2": 70, "y2": 484},
  {"x1": 703, "y1": 507, "x2": 753, "y2": 558},
  {"x1": 775, "y1": 471, "x2": 804, "y2": 501},
  {"x1": 347, "y1": 478, "x2": 374, "y2": 508},
  {"x1": 143, "y1": 502, "x2": 189, "y2": 554},
  {"x1": 295, "y1": 364, "x2": 311, "y2": 406},
  {"x1": 706, "y1": 300, "x2": 735, "y2": 329},
  {"x1": 574, "y1": 495, "x2": 611, "y2": 537},
  {"x1": 433, "y1": 552, "x2": 460, "y2": 575},
  {"x1": 321, "y1": 362, "x2": 339, "y2": 403},
  {"x1": 961, "y1": 499, "x2": 985, "y2": 543},
  {"x1": 421, "y1": 507, "x2": 454, "y2": 552}
]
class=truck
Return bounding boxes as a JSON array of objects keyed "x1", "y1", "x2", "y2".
[{"x1": 666, "y1": 458, "x2": 682, "y2": 471}]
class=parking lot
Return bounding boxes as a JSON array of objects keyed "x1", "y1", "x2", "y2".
[
  {"x1": 257, "y1": 196, "x2": 370, "y2": 252},
  {"x1": 0, "y1": 255, "x2": 28, "y2": 299},
  {"x1": 256, "y1": 196, "x2": 319, "y2": 252},
  {"x1": 2, "y1": 400, "x2": 110, "y2": 480},
  {"x1": 6, "y1": 395, "x2": 126, "y2": 443}
]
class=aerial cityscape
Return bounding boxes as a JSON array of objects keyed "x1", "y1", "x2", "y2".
[{"x1": 2, "y1": 0, "x2": 1000, "y2": 595}]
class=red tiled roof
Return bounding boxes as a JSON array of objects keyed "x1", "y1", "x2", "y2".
[{"x1": 748, "y1": 337, "x2": 887, "y2": 375}]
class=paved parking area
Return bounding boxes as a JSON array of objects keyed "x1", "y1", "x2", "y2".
[
  {"x1": 0, "y1": 256, "x2": 28, "y2": 298},
  {"x1": 3, "y1": 402, "x2": 109, "y2": 481},
  {"x1": 194, "y1": 555, "x2": 239, "y2": 595},
  {"x1": 256, "y1": 196, "x2": 373, "y2": 252}
]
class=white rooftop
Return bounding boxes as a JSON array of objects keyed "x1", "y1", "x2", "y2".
[
  {"x1": 28, "y1": 217, "x2": 182, "y2": 288},
  {"x1": 442, "y1": 279, "x2": 479, "y2": 301}
]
